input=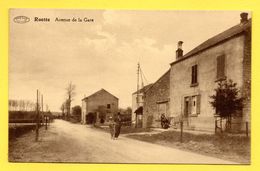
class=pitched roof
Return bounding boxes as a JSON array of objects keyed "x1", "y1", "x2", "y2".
[
  {"x1": 145, "y1": 69, "x2": 170, "y2": 93},
  {"x1": 82, "y1": 88, "x2": 119, "y2": 101},
  {"x1": 132, "y1": 83, "x2": 153, "y2": 95},
  {"x1": 170, "y1": 19, "x2": 251, "y2": 66}
]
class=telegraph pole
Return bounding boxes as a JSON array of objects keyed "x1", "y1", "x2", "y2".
[
  {"x1": 135, "y1": 63, "x2": 140, "y2": 128},
  {"x1": 42, "y1": 94, "x2": 47, "y2": 130},
  {"x1": 41, "y1": 94, "x2": 43, "y2": 113},
  {"x1": 137, "y1": 62, "x2": 140, "y2": 104},
  {"x1": 35, "y1": 90, "x2": 39, "y2": 141}
]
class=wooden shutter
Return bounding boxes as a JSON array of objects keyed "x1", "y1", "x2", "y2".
[
  {"x1": 188, "y1": 96, "x2": 192, "y2": 115},
  {"x1": 191, "y1": 65, "x2": 198, "y2": 84},
  {"x1": 194, "y1": 65, "x2": 197, "y2": 83},
  {"x1": 196, "y1": 95, "x2": 201, "y2": 114},
  {"x1": 217, "y1": 56, "x2": 220, "y2": 78},
  {"x1": 217, "y1": 55, "x2": 225, "y2": 79},
  {"x1": 191, "y1": 66, "x2": 194, "y2": 84}
]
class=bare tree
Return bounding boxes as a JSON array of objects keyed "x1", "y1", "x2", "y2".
[
  {"x1": 60, "y1": 102, "x2": 65, "y2": 118},
  {"x1": 9, "y1": 99, "x2": 36, "y2": 111},
  {"x1": 30, "y1": 101, "x2": 36, "y2": 111},
  {"x1": 65, "y1": 82, "x2": 76, "y2": 119},
  {"x1": 46, "y1": 104, "x2": 49, "y2": 111}
]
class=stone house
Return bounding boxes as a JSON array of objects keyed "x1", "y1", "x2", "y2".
[
  {"x1": 142, "y1": 70, "x2": 170, "y2": 128},
  {"x1": 169, "y1": 13, "x2": 251, "y2": 132},
  {"x1": 81, "y1": 89, "x2": 119, "y2": 124}
]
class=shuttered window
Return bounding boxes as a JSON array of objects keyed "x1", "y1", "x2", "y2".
[
  {"x1": 191, "y1": 64, "x2": 198, "y2": 85},
  {"x1": 217, "y1": 55, "x2": 226, "y2": 79},
  {"x1": 184, "y1": 94, "x2": 201, "y2": 117}
]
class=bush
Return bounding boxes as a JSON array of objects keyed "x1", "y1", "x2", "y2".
[{"x1": 86, "y1": 112, "x2": 96, "y2": 124}]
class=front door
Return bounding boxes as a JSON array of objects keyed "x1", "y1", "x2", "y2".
[
  {"x1": 184, "y1": 97, "x2": 190, "y2": 118},
  {"x1": 136, "y1": 114, "x2": 143, "y2": 128}
]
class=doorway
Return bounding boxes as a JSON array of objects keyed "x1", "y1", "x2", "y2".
[{"x1": 184, "y1": 97, "x2": 190, "y2": 118}]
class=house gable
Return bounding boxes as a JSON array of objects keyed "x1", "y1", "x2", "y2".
[{"x1": 82, "y1": 89, "x2": 118, "y2": 101}]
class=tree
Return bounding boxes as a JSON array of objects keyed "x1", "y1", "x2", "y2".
[
  {"x1": 126, "y1": 107, "x2": 132, "y2": 115},
  {"x1": 72, "y1": 105, "x2": 81, "y2": 122},
  {"x1": 86, "y1": 112, "x2": 96, "y2": 124},
  {"x1": 60, "y1": 102, "x2": 65, "y2": 118},
  {"x1": 209, "y1": 79, "x2": 243, "y2": 131},
  {"x1": 9, "y1": 99, "x2": 35, "y2": 111},
  {"x1": 65, "y1": 82, "x2": 76, "y2": 120}
]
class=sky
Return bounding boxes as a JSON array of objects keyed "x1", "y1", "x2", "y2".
[{"x1": 9, "y1": 9, "x2": 250, "y2": 112}]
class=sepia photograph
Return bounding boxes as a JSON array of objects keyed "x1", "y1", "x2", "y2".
[{"x1": 9, "y1": 9, "x2": 251, "y2": 164}]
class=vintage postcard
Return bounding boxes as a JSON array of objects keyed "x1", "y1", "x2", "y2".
[{"x1": 9, "y1": 9, "x2": 251, "y2": 164}]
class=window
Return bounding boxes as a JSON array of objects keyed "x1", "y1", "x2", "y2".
[
  {"x1": 216, "y1": 55, "x2": 226, "y2": 80},
  {"x1": 191, "y1": 64, "x2": 198, "y2": 85},
  {"x1": 107, "y1": 104, "x2": 111, "y2": 109}
]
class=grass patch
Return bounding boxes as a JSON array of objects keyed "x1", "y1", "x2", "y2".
[{"x1": 127, "y1": 130, "x2": 250, "y2": 164}]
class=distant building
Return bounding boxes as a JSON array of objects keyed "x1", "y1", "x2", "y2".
[
  {"x1": 169, "y1": 13, "x2": 251, "y2": 131},
  {"x1": 81, "y1": 89, "x2": 119, "y2": 124}
]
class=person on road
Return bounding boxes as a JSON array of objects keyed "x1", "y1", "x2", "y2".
[
  {"x1": 161, "y1": 113, "x2": 170, "y2": 129},
  {"x1": 114, "y1": 112, "x2": 122, "y2": 139},
  {"x1": 109, "y1": 116, "x2": 115, "y2": 140}
]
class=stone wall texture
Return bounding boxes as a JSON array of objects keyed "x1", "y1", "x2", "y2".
[
  {"x1": 242, "y1": 27, "x2": 251, "y2": 129},
  {"x1": 143, "y1": 70, "x2": 170, "y2": 128}
]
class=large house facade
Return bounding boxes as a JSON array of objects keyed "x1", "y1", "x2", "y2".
[
  {"x1": 137, "y1": 13, "x2": 251, "y2": 132},
  {"x1": 169, "y1": 13, "x2": 251, "y2": 131},
  {"x1": 81, "y1": 89, "x2": 119, "y2": 124}
]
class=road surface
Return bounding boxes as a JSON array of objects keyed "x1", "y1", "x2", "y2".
[{"x1": 10, "y1": 119, "x2": 236, "y2": 164}]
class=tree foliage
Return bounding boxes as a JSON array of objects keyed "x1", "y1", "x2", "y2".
[
  {"x1": 71, "y1": 105, "x2": 82, "y2": 122},
  {"x1": 209, "y1": 79, "x2": 243, "y2": 119},
  {"x1": 86, "y1": 112, "x2": 96, "y2": 124},
  {"x1": 72, "y1": 105, "x2": 81, "y2": 116}
]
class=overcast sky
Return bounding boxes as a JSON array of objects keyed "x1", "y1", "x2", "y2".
[{"x1": 9, "y1": 9, "x2": 250, "y2": 112}]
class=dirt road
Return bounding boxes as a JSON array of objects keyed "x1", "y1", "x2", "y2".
[{"x1": 9, "y1": 119, "x2": 236, "y2": 164}]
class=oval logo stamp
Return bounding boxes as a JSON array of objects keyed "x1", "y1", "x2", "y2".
[{"x1": 13, "y1": 16, "x2": 30, "y2": 24}]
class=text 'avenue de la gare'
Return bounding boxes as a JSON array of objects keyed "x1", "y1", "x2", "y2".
[{"x1": 34, "y1": 17, "x2": 94, "y2": 22}]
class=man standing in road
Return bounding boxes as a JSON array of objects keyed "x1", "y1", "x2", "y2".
[
  {"x1": 109, "y1": 116, "x2": 115, "y2": 139},
  {"x1": 114, "y1": 112, "x2": 122, "y2": 139}
]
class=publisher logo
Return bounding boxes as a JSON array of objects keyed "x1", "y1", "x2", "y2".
[{"x1": 13, "y1": 16, "x2": 30, "y2": 24}]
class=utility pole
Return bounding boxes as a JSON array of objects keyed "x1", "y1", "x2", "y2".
[
  {"x1": 41, "y1": 94, "x2": 43, "y2": 127},
  {"x1": 180, "y1": 120, "x2": 183, "y2": 143},
  {"x1": 35, "y1": 90, "x2": 39, "y2": 141},
  {"x1": 42, "y1": 94, "x2": 47, "y2": 130},
  {"x1": 135, "y1": 63, "x2": 140, "y2": 128},
  {"x1": 137, "y1": 62, "x2": 140, "y2": 108},
  {"x1": 41, "y1": 94, "x2": 43, "y2": 113}
]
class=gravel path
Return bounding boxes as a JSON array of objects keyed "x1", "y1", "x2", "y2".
[{"x1": 9, "y1": 119, "x2": 236, "y2": 164}]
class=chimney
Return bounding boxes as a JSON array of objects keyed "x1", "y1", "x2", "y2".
[
  {"x1": 176, "y1": 41, "x2": 183, "y2": 60},
  {"x1": 240, "y1": 12, "x2": 248, "y2": 24}
]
